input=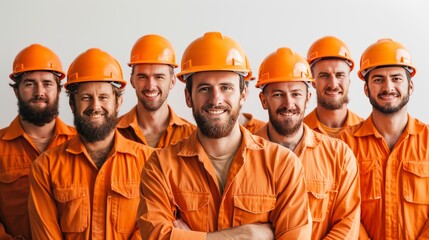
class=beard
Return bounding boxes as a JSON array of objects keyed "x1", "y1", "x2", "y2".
[
  {"x1": 269, "y1": 107, "x2": 303, "y2": 137},
  {"x1": 18, "y1": 95, "x2": 59, "y2": 126},
  {"x1": 74, "y1": 109, "x2": 118, "y2": 142},
  {"x1": 368, "y1": 89, "x2": 410, "y2": 115},
  {"x1": 193, "y1": 104, "x2": 239, "y2": 139},
  {"x1": 139, "y1": 90, "x2": 168, "y2": 112},
  {"x1": 317, "y1": 88, "x2": 349, "y2": 110}
]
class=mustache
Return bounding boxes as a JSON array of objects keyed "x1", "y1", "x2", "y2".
[
  {"x1": 202, "y1": 104, "x2": 230, "y2": 111},
  {"x1": 378, "y1": 91, "x2": 399, "y2": 97},
  {"x1": 324, "y1": 86, "x2": 342, "y2": 92},
  {"x1": 83, "y1": 109, "x2": 107, "y2": 116},
  {"x1": 276, "y1": 107, "x2": 299, "y2": 114},
  {"x1": 31, "y1": 96, "x2": 48, "y2": 103}
]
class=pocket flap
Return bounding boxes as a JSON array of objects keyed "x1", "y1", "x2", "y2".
[
  {"x1": 306, "y1": 180, "x2": 336, "y2": 199},
  {"x1": 359, "y1": 160, "x2": 379, "y2": 175},
  {"x1": 403, "y1": 161, "x2": 429, "y2": 177},
  {"x1": 53, "y1": 186, "x2": 88, "y2": 202},
  {"x1": 111, "y1": 182, "x2": 139, "y2": 199},
  {"x1": 174, "y1": 191, "x2": 210, "y2": 211},
  {"x1": 234, "y1": 195, "x2": 276, "y2": 214}
]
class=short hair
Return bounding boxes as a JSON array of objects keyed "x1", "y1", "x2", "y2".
[
  {"x1": 10, "y1": 71, "x2": 61, "y2": 91},
  {"x1": 185, "y1": 72, "x2": 245, "y2": 95},
  {"x1": 130, "y1": 64, "x2": 174, "y2": 76},
  {"x1": 364, "y1": 65, "x2": 412, "y2": 84}
]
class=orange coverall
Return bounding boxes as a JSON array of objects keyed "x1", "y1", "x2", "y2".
[
  {"x1": 117, "y1": 105, "x2": 195, "y2": 148},
  {"x1": 137, "y1": 126, "x2": 311, "y2": 240},
  {"x1": 28, "y1": 130, "x2": 153, "y2": 240},
  {"x1": 304, "y1": 109, "x2": 363, "y2": 138},
  {"x1": 0, "y1": 116, "x2": 75, "y2": 240},
  {"x1": 338, "y1": 115, "x2": 429, "y2": 239},
  {"x1": 256, "y1": 124, "x2": 361, "y2": 239},
  {"x1": 241, "y1": 112, "x2": 265, "y2": 134}
]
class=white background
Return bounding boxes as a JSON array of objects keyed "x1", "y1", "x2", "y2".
[{"x1": 1, "y1": 0, "x2": 428, "y2": 128}]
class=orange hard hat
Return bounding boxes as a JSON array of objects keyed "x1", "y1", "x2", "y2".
[
  {"x1": 256, "y1": 47, "x2": 314, "y2": 88},
  {"x1": 10, "y1": 44, "x2": 65, "y2": 81},
  {"x1": 358, "y1": 38, "x2": 416, "y2": 80},
  {"x1": 177, "y1": 32, "x2": 252, "y2": 82},
  {"x1": 128, "y1": 34, "x2": 177, "y2": 67},
  {"x1": 307, "y1": 36, "x2": 354, "y2": 71},
  {"x1": 65, "y1": 48, "x2": 126, "y2": 90}
]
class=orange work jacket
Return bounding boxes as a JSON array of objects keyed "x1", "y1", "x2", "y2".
[
  {"x1": 338, "y1": 115, "x2": 429, "y2": 239},
  {"x1": 117, "y1": 105, "x2": 195, "y2": 148},
  {"x1": 241, "y1": 112, "x2": 265, "y2": 134},
  {"x1": 304, "y1": 108, "x2": 363, "y2": 138},
  {"x1": 256, "y1": 124, "x2": 360, "y2": 239},
  {"x1": 137, "y1": 126, "x2": 311, "y2": 240},
  {"x1": 28, "y1": 130, "x2": 154, "y2": 240},
  {"x1": 0, "y1": 116, "x2": 75, "y2": 240}
]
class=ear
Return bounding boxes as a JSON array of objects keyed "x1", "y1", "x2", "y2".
[
  {"x1": 116, "y1": 95, "x2": 123, "y2": 112},
  {"x1": 311, "y1": 81, "x2": 316, "y2": 89},
  {"x1": 170, "y1": 75, "x2": 176, "y2": 90},
  {"x1": 409, "y1": 80, "x2": 414, "y2": 95},
  {"x1": 69, "y1": 98, "x2": 76, "y2": 113},
  {"x1": 130, "y1": 75, "x2": 136, "y2": 89},
  {"x1": 259, "y1": 91, "x2": 268, "y2": 110},
  {"x1": 305, "y1": 91, "x2": 312, "y2": 108},
  {"x1": 13, "y1": 87, "x2": 19, "y2": 98},
  {"x1": 185, "y1": 88, "x2": 192, "y2": 108},
  {"x1": 364, "y1": 83, "x2": 369, "y2": 97},
  {"x1": 239, "y1": 86, "x2": 248, "y2": 107}
]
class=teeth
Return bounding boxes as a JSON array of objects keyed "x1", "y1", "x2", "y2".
[
  {"x1": 208, "y1": 110, "x2": 224, "y2": 115},
  {"x1": 144, "y1": 92, "x2": 159, "y2": 97}
]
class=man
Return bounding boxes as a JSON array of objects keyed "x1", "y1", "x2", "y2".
[
  {"x1": 0, "y1": 44, "x2": 76, "y2": 240},
  {"x1": 28, "y1": 48, "x2": 153, "y2": 239},
  {"x1": 304, "y1": 36, "x2": 363, "y2": 137},
  {"x1": 255, "y1": 47, "x2": 360, "y2": 239},
  {"x1": 137, "y1": 32, "x2": 311, "y2": 239},
  {"x1": 117, "y1": 34, "x2": 195, "y2": 148},
  {"x1": 238, "y1": 77, "x2": 266, "y2": 133},
  {"x1": 338, "y1": 39, "x2": 429, "y2": 239}
]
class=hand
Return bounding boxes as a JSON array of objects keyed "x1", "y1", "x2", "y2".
[
  {"x1": 173, "y1": 219, "x2": 191, "y2": 230},
  {"x1": 207, "y1": 223, "x2": 274, "y2": 240}
]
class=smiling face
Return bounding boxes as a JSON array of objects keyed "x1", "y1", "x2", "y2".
[
  {"x1": 365, "y1": 66, "x2": 413, "y2": 115},
  {"x1": 185, "y1": 71, "x2": 246, "y2": 139},
  {"x1": 311, "y1": 59, "x2": 351, "y2": 110},
  {"x1": 130, "y1": 63, "x2": 175, "y2": 112},
  {"x1": 260, "y1": 81, "x2": 311, "y2": 137},
  {"x1": 15, "y1": 71, "x2": 60, "y2": 126},
  {"x1": 70, "y1": 82, "x2": 122, "y2": 142}
]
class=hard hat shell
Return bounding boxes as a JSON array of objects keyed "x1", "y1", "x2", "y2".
[
  {"x1": 358, "y1": 38, "x2": 416, "y2": 80},
  {"x1": 307, "y1": 36, "x2": 354, "y2": 71},
  {"x1": 256, "y1": 47, "x2": 314, "y2": 88},
  {"x1": 65, "y1": 48, "x2": 126, "y2": 90},
  {"x1": 177, "y1": 32, "x2": 252, "y2": 82},
  {"x1": 128, "y1": 34, "x2": 177, "y2": 67},
  {"x1": 10, "y1": 44, "x2": 65, "y2": 81}
]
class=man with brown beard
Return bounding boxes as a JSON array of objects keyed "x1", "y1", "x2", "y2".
[
  {"x1": 28, "y1": 48, "x2": 153, "y2": 239},
  {"x1": 255, "y1": 47, "x2": 360, "y2": 239},
  {"x1": 304, "y1": 36, "x2": 363, "y2": 138},
  {"x1": 0, "y1": 44, "x2": 76, "y2": 240},
  {"x1": 338, "y1": 39, "x2": 429, "y2": 239},
  {"x1": 137, "y1": 32, "x2": 311, "y2": 240}
]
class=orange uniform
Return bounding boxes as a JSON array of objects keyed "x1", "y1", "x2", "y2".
[
  {"x1": 304, "y1": 109, "x2": 363, "y2": 138},
  {"x1": 338, "y1": 115, "x2": 429, "y2": 239},
  {"x1": 241, "y1": 112, "x2": 265, "y2": 134},
  {"x1": 137, "y1": 126, "x2": 311, "y2": 240},
  {"x1": 256, "y1": 124, "x2": 360, "y2": 239},
  {"x1": 28, "y1": 130, "x2": 154, "y2": 240},
  {"x1": 0, "y1": 116, "x2": 75, "y2": 240},
  {"x1": 117, "y1": 105, "x2": 195, "y2": 148}
]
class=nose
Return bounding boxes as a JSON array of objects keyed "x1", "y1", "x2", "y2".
[
  {"x1": 145, "y1": 77, "x2": 157, "y2": 90},
  {"x1": 326, "y1": 74, "x2": 339, "y2": 88},
  {"x1": 34, "y1": 82, "x2": 46, "y2": 96},
  {"x1": 209, "y1": 88, "x2": 223, "y2": 105},
  {"x1": 283, "y1": 95, "x2": 295, "y2": 109}
]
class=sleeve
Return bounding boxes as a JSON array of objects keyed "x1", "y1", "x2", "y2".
[
  {"x1": 136, "y1": 152, "x2": 207, "y2": 240},
  {"x1": 270, "y1": 150, "x2": 312, "y2": 240},
  {"x1": 28, "y1": 154, "x2": 63, "y2": 240},
  {"x1": 323, "y1": 144, "x2": 361, "y2": 240},
  {"x1": 0, "y1": 223, "x2": 13, "y2": 239}
]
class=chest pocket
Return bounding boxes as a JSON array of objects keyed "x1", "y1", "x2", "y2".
[
  {"x1": 110, "y1": 182, "x2": 140, "y2": 233},
  {"x1": 173, "y1": 191, "x2": 210, "y2": 232},
  {"x1": 53, "y1": 186, "x2": 89, "y2": 233},
  {"x1": 233, "y1": 195, "x2": 276, "y2": 225},
  {"x1": 402, "y1": 161, "x2": 429, "y2": 204},
  {"x1": 0, "y1": 155, "x2": 31, "y2": 184},
  {"x1": 307, "y1": 180, "x2": 337, "y2": 222},
  {"x1": 359, "y1": 160, "x2": 382, "y2": 202}
]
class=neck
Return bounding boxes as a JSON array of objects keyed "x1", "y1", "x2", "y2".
[
  {"x1": 238, "y1": 113, "x2": 250, "y2": 126},
  {"x1": 20, "y1": 117, "x2": 56, "y2": 152},
  {"x1": 315, "y1": 105, "x2": 348, "y2": 128},
  {"x1": 197, "y1": 123, "x2": 242, "y2": 158},
  {"x1": 371, "y1": 108, "x2": 408, "y2": 149},
  {"x1": 81, "y1": 130, "x2": 116, "y2": 167},
  {"x1": 136, "y1": 103, "x2": 170, "y2": 135},
  {"x1": 267, "y1": 122, "x2": 304, "y2": 151}
]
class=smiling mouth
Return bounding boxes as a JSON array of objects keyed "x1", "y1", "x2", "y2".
[
  {"x1": 206, "y1": 109, "x2": 227, "y2": 115},
  {"x1": 143, "y1": 92, "x2": 160, "y2": 98}
]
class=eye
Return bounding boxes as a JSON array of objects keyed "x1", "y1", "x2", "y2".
[
  {"x1": 198, "y1": 87, "x2": 209, "y2": 92},
  {"x1": 292, "y1": 92, "x2": 302, "y2": 97},
  {"x1": 221, "y1": 85, "x2": 233, "y2": 91}
]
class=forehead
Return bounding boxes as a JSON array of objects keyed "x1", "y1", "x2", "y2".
[
  {"x1": 192, "y1": 71, "x2": 240, "y2": 86},
  {"x1": 368, "y1": 66, "x2": 406, "y2": 77},
  {"x1": 313, "y1": 59, "x2": 350, "y2": 72},
  {"x1": 133, "y1": 63, "x2": 172, "y2": 73},
  {"x1": 21, "y1": 71, "x2": 57, "y2": 81},
  {"x1": 265, "y1": 81, "x2": 307, "y2": 92},
  {"x1": 76, "y1": 82, "x2": 114, "y2": 94}
]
